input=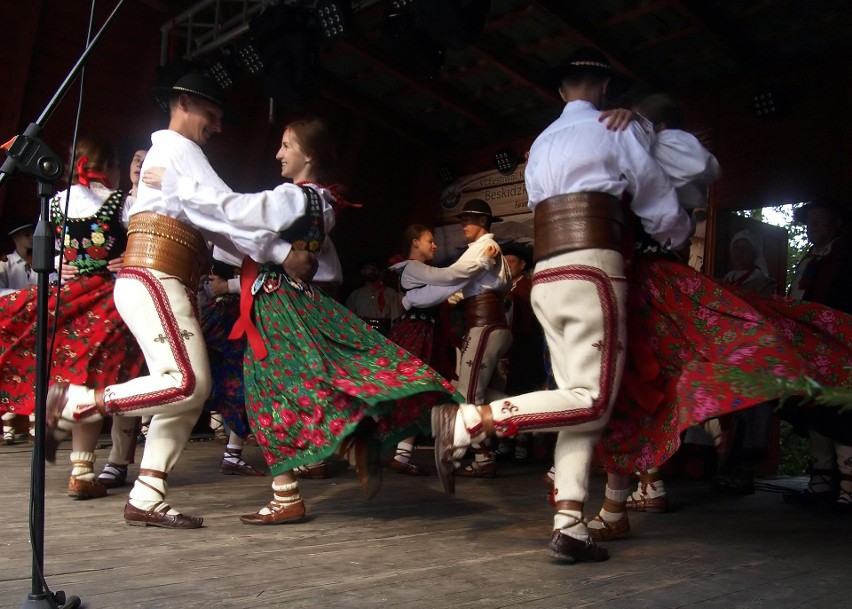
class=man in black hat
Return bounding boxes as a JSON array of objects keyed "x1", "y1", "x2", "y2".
[
  {"x1": 431, "y1": 47, "x2": 692, "y2": 562},
  {"x1": 44, "y1": 72, "x2": 319, "y2": 529},
  {"x1": 0, "y1": 221, "x2": 36, "y2": 297},
  {"x1": 784, "y1": 196, "x2": 852, "y2": 508},
  {"x1": 401, "y1": 198, "x2": 511, "y2": 477}
]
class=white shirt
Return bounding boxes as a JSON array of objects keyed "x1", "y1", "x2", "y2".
[
  {"x1": 140, "y1": 130, "x2": 335, "y2": 265},
  {"x1": 0, "y1": 251, "x2": 36, "y2": 296},
  {"x1": 399, "y1": 233, "x2": 510, "y2": 310},
  {"x1": 525, "y1": 100, "x2": 692, "y2": 250},
  {"x1": 652, "y1": 128, "x2": 721, "y2": 211}
]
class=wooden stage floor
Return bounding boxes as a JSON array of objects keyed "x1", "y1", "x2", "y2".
[{"x1": 1, "y1": 438, "x2": 849, "y2": 609}]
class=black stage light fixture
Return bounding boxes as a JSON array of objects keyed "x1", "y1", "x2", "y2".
[
  {"x1": 751, "y1": 88, "x2": 786, "y2": 118},
  {"x1": 237, "y1": 38, "x2": 264, "y2": 74},
  {"x1": 493, "y1": 148, "x2": 519, "y2": 175},
  {"x1": 438, "y1": 163, "x2": 457, "y2": 184},
  {"x1": 207, "y1": 46, "x2": 239, "y2": 89},
  {"x1": 317, "y1": 0, "x2": 350, "y2": 41}
]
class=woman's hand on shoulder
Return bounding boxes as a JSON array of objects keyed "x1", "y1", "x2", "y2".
[
  {"x1": 141, "y1": 167, "x2": 166, "y2": 190},
  {"x1": 598, "y1": 108, "x2": 636, "y2": 132}
]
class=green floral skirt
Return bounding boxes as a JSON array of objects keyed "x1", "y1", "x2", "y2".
[{"x1": 243, "y1": 270, "x2": 459, "y2": 476}]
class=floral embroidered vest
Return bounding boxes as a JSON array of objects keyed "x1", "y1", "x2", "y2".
[{"x1": 51, "y1": 190, "x2": 128, "y2": 274}]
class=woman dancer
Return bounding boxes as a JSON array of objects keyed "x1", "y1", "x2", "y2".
[
  {"x1": 199, "y1": 252, "x2": 264, "y2": 476},
  {"x1": 386, "y1": 225, "x2": 460, "y2": 475},
  {"x1": 0, "y1": 137, "x2": 145, "y2": 498},
  {"x1": 146, "y1": 117, "x2": 458, "y2": 523}
]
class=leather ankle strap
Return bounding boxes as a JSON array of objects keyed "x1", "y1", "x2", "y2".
[
  {"x1": 480, "y1": 405, "x2": 494, "y2": 436},
  {"x1": 554, "y1": 500, "x2": 584, "y2": 512},
  {"x1": 139, "y1": 468, "x2": 168, "y2": 480}
]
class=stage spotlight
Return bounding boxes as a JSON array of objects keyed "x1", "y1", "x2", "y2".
[
  {"x1": 493, "y1": 148, "x2": 519, "y2": 175},
  {"x1": 237, "y1": 39, "x2": 264, "y2": 74},
  {"x1": 317, "y1": 0, "x2": 348, "y2": 40},
  {"x1": 438, "y1": 164, "x2": 457, "y2": 184},
  {"x1": 751, "y1": 89, "x2": 785, "y2": 118},
  {"x1": 207, "y1": 47, "x2": 239, "y2": 89}
]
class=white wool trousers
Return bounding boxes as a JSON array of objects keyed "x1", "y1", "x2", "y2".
[{"x1": 469, "y1": 249, "x2": 628, "y2": 505}]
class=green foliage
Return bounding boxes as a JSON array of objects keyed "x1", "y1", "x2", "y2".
[{"x1": 734, "y1": 203, "x2": 810, "y2": 292}]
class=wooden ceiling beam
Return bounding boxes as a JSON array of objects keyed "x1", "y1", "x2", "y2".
[
  {"x1": 318, "y1": 69, "x2": 442, "y2": 149},
  {"x1": 467, "y1": 43, "x2": 560, "y2": 104},
  {"x1": 631, "y1": 25, "x2": 699, "y2": 51},
  {"x1": 530, "y1": 0, "x2": 651, "y2": 86},
  {"x1": 601, "y1": 0, "x2": 673, "y2": 27},
  {"x1": 667, "y1": 0, "x2": 744, "y2": 63},
  {"x1": 339, "y1": 37, "x2": 489, "y2": 127}
]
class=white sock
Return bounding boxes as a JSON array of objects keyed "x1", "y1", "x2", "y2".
[
  {"x1": 129, "y1": 474, "x2": 179, "y2": 516},
  {"x1": 588, "y1": 486, "x2": 630, "y2": 530},
  {"x1": 223, "y1": 444, "x2": 244, "y2": 465},
  {"x1": 258, "y1": 481, "x2": 301, "y2": 515},
  {"x1": 632, "y1": 468, "x2": 666, "y2": 499},
  {"x1": 70, "y1": 451, "x2": 96, "y2": 482},
  {"x1": 57, "y1": 386, "x2": 99, "y2": 430},
  {"x1": 394, "y1": 441, "x2": 414, "y2": 464},
  {"x1": 554, "y1": 509, "x2": 587, "y2": 541}
]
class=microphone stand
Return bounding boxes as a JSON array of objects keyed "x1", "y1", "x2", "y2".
[{"x1": 0, "y1": 2, "x2": 129, "y2": 607}]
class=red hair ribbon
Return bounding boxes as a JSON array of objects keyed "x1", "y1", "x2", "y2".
[{"x1": 75, "y1": 155, "x2": 111, "y2": 189}]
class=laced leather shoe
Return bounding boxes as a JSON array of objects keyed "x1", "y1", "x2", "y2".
[
  {"x1": 548, "y1": 529, "x2": 609, "y2": 563},
  {"x1": 123, "y1": 502, "x2": 203, "y2": 529}
]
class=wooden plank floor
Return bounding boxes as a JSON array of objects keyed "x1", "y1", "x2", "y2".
[{"x1": 1, "y1": 438, "x2": 849, "y2": 609}]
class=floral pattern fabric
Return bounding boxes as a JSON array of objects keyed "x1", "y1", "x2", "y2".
[
  {"x1": 0, "y1": 191, "x2": 142, "y2": 416},
  {"x1": 51, "y1": 191, "x2": 127, "y2": 274},
  {"x1": 600, "y1": 254, "x2": 852, "y2": 474},
  {"x1": 243, "y1": 265, "x2": 460, "y2": 477}
]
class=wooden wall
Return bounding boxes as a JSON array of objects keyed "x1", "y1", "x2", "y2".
[{"x1": 4, "y1": 1, "x2": 850, "y2": 286}]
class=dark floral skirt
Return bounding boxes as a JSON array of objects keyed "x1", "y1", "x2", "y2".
[
  {"x1": 0, "y1": 273, "x2": 144, "y2": 415},
  {"x1": 200, "y1": 294, "x2": 250, "y2": 439},
  {"x1": 243, "y1": 275, "x2": 459, "y2": 476}
]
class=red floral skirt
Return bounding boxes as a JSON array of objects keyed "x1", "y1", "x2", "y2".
[
  {"x1": 0, "y1": 274, "x2": 144, "y2": 415},
  {"x1": 600, "y1": 255, "x2": 852, "y2": 474}
]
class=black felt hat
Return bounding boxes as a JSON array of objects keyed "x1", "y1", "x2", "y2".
[
  {"x1": 5, "y1": 219, "x2": 35, "y2": 237},
  {"x1": 501, "y1": 241, "x2": 532, "y2": 265},
  {"x1": 154, "y1": 72, "x2": 226, "y2": 109},
  {"x1": 455, "y1": 198, "x2": 503, "y2": 223},
  {"x1": 553, "y1": 47, "x2": 614, "y2": 82},
  {"x1": 793, "y1": 197, "x2": 851, "y2": 224}
]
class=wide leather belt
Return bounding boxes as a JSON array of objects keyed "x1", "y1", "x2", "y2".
[
  {"x1": 124, "y1": 211, "x2": 209, "y2": 287},
  {"x1": 462, "y1": 292, "x2": 507, "y2": 328},
  {"x1": 533, "y1": 192, "x2": 624, "y2": 262}
]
